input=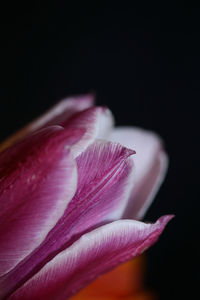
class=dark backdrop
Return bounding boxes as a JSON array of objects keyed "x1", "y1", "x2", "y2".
[{"x1": 1, "y1": 3, "x2": 199, "y2": 300}]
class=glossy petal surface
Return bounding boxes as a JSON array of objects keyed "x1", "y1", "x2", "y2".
[
  {"x1": 110, "y1": 127, "x2": 168, "y2": 219},
  {"x1": 0, "y1": 126, "x2": 80, "y2": 277},
  {"x1": 0, "y1": 96, "x2": 172, "y2": 300},
  {"x1": 8, "y1": 216, "x2": 173, "y2": 300}
]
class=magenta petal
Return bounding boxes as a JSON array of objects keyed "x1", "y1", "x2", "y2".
[
  {"x1": 61, "y1": 107, "x2": 114, "y2": 157},
  {"x1": 74, "y1": 140, "x2": 134, "y2": 221},
  {"x1": 0, "y1": 126, "x2": 80, "y2": 276},
  {"x1": 110, "y1": 127, "x2": 168, "y2": 219},
  {"x1": 8, "y1": 215, "x2": 174, "y2": 300},
  {"x1": 0, "y1": 95, "x2": 94, "y2": 152},
  {"x1": 1, "y1": 140, "x2": 134, "y2": 297},
  {"x1": 48, "y1": 140, "x2": 134, "y2": 239},
  {"x1": 26, "y1": 94, "x2": 95, "y2": 132}
]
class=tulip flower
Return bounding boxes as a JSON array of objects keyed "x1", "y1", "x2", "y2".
[{"x1": 0, "y1": 95, "x2": 173, "y2": 300}]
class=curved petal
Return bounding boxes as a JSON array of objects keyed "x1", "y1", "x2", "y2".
[
  {"x1": 62, "y1": 107, "x2": 114, "y2": 157},
  {"x1": 109, "y1": 127, "x2": 168, "y2": 219},
  {"x1": 61, "y1": 140, "x2": 135, "y2": 236},
  {"x1": 27, "y1": 94, "x2": 95, "y2": 131},
  {"x1": 1, "y1": 140, "x2": 134, "y2": 297},
  {"x1": 7, "y1": 216, "x2": 174, "y2": 300},
  {"x1": 0, "y1": 126, "x2": 81, "y2": 277},
  {"x1": 96, "y1": 107, "x2": 115, "y2": 140},
  {"x1": 0, "y1": 94, "x2": 94, "y2": 153}
]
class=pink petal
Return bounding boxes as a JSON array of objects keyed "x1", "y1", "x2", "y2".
[
  {"x1": 7, "y1": 215, "x2": 174, "y2": 300},
  {"x1": 0, "y1": 94, "x2": 94, "y2": 153},
  {"x1": 28, "y1": 94, "x2": 95, "y2": 131},
  {"x1": 61, "y1": 107, "x2": 114, "y2": 157},
  {"x1": 68, "y1": 140, "x2": 135, "y2": 227},
  {"x1": 1, "y1": 141, "x2": 134, "y2": 297},
  {"x1": 0, "y1": 126, "x2": 81, "y2": 277},
  {"x1": 109, "y1": 127, "x2": 168, "y2": 219}
]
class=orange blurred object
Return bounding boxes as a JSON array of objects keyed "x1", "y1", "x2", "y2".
[
  {"x1": 0, "y1": 126, "x2": 30, "y2": 152},
  {"x1": 71, "y1": 255, "x2": 155, "y2": 300}
]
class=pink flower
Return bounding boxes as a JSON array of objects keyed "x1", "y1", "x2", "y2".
[{"x1": 0, "y1": 95, "x2": 173, "y2": 300}]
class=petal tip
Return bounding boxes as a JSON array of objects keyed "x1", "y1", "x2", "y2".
[
  {"x1": 158, "y1": 214, "x2": 175, "y2": 226},
  {"x1": 151, "y1": 214, "x2": 175, "y2": 239},
  {"x1": 127, "y1": 148, "x2": 136, "y2": 156}
]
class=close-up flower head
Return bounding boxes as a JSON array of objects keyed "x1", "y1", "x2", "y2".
[{"x1": 0, "y1": 94, "x2": 173, "y2": 300}]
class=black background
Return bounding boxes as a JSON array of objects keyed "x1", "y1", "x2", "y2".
[{"x1": 0, "y1": 2, "x2": 199, "y2": 300}]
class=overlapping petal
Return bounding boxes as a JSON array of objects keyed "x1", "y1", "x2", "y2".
[
  {"x1": 1, "y1": 140, "x2": 135, "y2": 298},
  {"x1": 7, "y1": 215, "x2": 173, "y2": 300},
  {"x1": 0, "y1": 95, "x2": 173, "y2": 300},
  {"x1": 61, "y1": 107, "x2": 114, "y2": 157},
  {"x1": 110, "y1": 127, "x2": 168, "y2": 219},
  {"x1": 0, "y1": 126, "x2": 82, "y2": 277},
  {"x1": 0, "y1": 95, "x2": 115, "y2": 159},
  {"x1": 28, "y1": 94, "x2": 95, "y2": 130},
  {"x1": 0, "y1": 94, "x2": 94, "y2": 153}
]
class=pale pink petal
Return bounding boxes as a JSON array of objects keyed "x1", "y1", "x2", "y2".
[
  {"x1": 96, "y1": 107, "x2": 114, "y2": 139},
  {"x1": 1, "y1": 140, "x2": 134, "y2": 296},
  {"x1": 109, "y1": 127, "x2": 168, "y2": 219},
  {"x1": 0, "y1": 94, "x2": 94, "y2": 152},
  {"x1": 0, "y1": 126, "x2": 81, "y2": 276},
  {"x1": 7, "y1": 216, "x2": 174, "y2": 300},
  {"x1": 62, "y1": 107, "x2": 114, "y2": 157}
]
